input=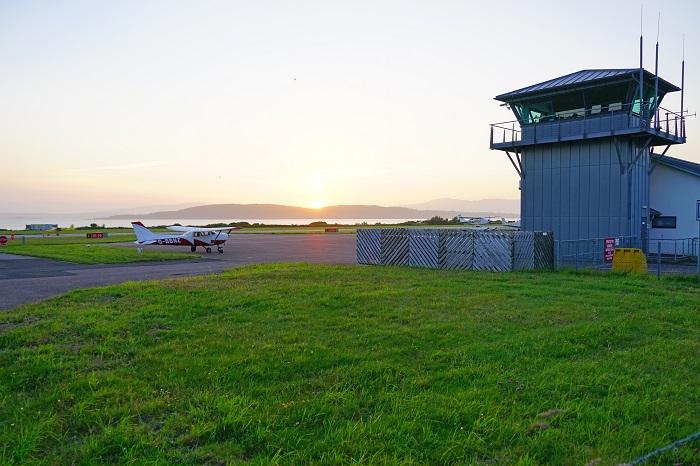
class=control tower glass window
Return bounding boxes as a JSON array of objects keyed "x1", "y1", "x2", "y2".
[{"x1": 513, "y1": 102, "x2": 553, "y2": 124}]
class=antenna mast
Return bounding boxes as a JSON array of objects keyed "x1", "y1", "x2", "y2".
[
  {"x1": 681, "y1": 34, "x2": 685, "y2": 138},
  {"x1": 654, "y1": 12, "x2": 660, "y2": 128},
  {"x1": 639, "y1": 4, "x2": 644, "y2": 121}
]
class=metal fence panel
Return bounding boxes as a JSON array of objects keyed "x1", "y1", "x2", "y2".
[
  {"x1": 408, "y1": 229, "x2": 443, "y2": 268},
  {"x1": 357, "y1": 228, "x2": 555, "y2": 272},
  {"x1": 443, "y1": 230, "x2": 474, "y2": 270},
  {"x1": 513, "y1": 231, "x2": 535, "y2": 270},
  {"x1": 380, "y1": 228, "x2": 409, "y2": 266},
  {"x1": 534, "y1": 232, "x2": 554, "y2": 269},
  {"x1": 356, "y1": 229, "x2": 381, "y2": 265},
  {"x1": 473, "y1": 232, "x2": 513, "y2": 272}
]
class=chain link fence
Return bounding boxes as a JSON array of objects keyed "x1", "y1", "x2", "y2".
[
  {"x1": 555, "y1": 236, "x2": 699, "y2": 276},
  {"x1": 554, "y1": 236, "x2": 639, "y2": 271}
]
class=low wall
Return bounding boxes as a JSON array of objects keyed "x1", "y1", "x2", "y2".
[{"x1": 357, "y1": 228, "x2": 554, "y2": 272}]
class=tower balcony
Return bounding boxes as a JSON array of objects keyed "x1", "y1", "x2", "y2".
[{"x1": 490, "y1": 104, "x2": 686, "y2": 151}]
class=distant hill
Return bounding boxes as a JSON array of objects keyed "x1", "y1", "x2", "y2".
[
  {"x1": 404, "y1": 198, "x2": 519, "y2": 215},
  {"x1": 101, "y1": 204, "x2": 463, "y2": 220}
]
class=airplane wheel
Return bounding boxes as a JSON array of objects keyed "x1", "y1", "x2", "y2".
[
  {"x1": 217, "y1": 247, "x2": 224, "y2": 254},
  {"x1": 190, "y1": 246, "x2": 196, "y2": 252},
  {"x1": 206, "y1": 247, "x2": 212, "y2": 253}
]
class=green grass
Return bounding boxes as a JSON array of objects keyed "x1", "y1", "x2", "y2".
[
  {"x1": 0, "y1": 227, "x2": 174, "y2": 236},
  {"x1": 0, "y1": 228, "x2": 128, "y2": 235},
  {"x1": 8, "y1": 234, "x2": 137, "y2": 245},
  {"x1": 0, "y1": 233, "x2": 195, "y2": 263},
  {"x1": 0, "y1": 243, "x2": 195, "y2": 264},
  {"x1": 1, "y1": 264, "x2": 698, "y2": 464}
]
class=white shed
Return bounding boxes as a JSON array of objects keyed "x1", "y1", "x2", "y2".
[{"x1": 649, "y1": 154, "x2": 700, "y2": 255}]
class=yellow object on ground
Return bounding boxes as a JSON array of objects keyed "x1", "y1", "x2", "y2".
[{"x1": 611, "y1": 248, "x2": 648, "y2": 273}]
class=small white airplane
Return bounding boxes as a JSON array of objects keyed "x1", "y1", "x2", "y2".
[
  {"x1": 457, "y1": 215, "x2": 508, "y2": 225},
  {"x1": 131, "y1": 221, "x2": 239, "y2": 253}
]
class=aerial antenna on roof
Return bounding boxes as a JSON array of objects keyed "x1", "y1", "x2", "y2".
[
  {"x1": 639, "y1": 3, "x2": 644, "y2": 119},
  {"x1": 654, "y1": 12, "x2": 660, "y2": 127},
  {"x1": 680, "y1": 33, "x2": 685, "y2": 136}
]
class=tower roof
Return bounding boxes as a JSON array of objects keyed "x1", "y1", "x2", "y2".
[{"x1": 495, "y1": 68, "x2": 681, "y2": 102}]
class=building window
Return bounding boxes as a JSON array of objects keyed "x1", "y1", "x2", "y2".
[
  {"x1": 555, "y1": 107, "x2": 585, "y2": 119},
  {"x1": 652, "y1": 216, "x2": 677, "y2": 229}
]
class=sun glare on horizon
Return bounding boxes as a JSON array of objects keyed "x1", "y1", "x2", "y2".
[{"x1": 308, "y1": 200, "x2": 325, "y2": 209}]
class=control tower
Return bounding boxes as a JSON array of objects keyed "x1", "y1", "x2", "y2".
[{"x1": 490, "y1": 68, "x2": 686, "y2": 248}]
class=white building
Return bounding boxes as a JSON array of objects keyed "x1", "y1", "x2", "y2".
[{"x1": 649, "y1": 154, "x2": 700, "y2": 255}]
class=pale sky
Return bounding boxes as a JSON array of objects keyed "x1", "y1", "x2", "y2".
[{"x1": 1, "y1": 0, "x2": 698, "y2": 213}]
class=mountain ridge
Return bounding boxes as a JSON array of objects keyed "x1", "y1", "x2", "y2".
[{"x1": 100, "y1": 203, "x2": 517, "y2": 220}]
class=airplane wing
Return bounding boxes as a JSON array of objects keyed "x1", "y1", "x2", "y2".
[
  {"x1": 166, "y1": 226, "x2": 195, "y2": 232},
  {"x1": 166, "y1": 225, "x2": 240, "y2": 232}
]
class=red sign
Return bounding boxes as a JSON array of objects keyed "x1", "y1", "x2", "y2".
[
  {"x1": 0, "y1": 235, "x2": 7, "y2": 245},
  {"x1": 325, "y1": 227, "x2": 338, "y2": 233},
  {"x1": 604, "y1": 237, "x2": 616, "y2": 262},
  {"x1": 86, "y1": 232, "x2": 105, "y2": 239}
]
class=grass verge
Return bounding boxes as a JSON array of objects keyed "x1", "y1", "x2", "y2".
[
  {"x1": 1, "y1": 264, "x2": 698, "y2": 464},
  {"x1": 0, "y1": 243, "x2": 194, "y2": 264},
  {"x1": 4, "y1": 235, "x2": 137, "y2": 245}
]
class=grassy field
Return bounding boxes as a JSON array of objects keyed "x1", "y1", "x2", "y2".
[
  {"x1": 2, "y1": 229, "x2": 116, "y2": 235},
  {"x1": 0, "y1": 233, "x2": 196, "y2": 264},
  {"x1": 0, "y1": 225, "x2": 194, "y2": 235},
  {"x1": 0, "y1": 243, "x2": 194, "y2": 264},
  {"x1": 5, "y1": 234, "x2": 137, "y2": 245},
  {"x1": 1, "y1": 264, "x2": 698, "y2": 464},
  {"x1": 0, "y1": 228, "x2": 147, "y2": 236}
]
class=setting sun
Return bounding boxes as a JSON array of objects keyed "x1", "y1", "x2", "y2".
[{"x1": 308, "y1": 200, "x2": 325, "y2": 209}]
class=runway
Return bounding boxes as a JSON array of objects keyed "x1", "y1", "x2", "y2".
[{"x1": 0, "y1": 233, "x2": 356, "y2": 310}]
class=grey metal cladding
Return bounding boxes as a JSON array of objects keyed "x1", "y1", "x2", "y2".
[{"x1": 521, "y1": 139, "x2": 646, "y2": 242}]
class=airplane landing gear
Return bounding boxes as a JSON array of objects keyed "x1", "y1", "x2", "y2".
[
  {"x1": 206, "y1": 247, "x2": 212, "y2": 253},
  {"x1": 190, "y1": 246, "x2": 196, "y2": 252},
  {"x1": 217, "y1": 246, "x2": 224, "y2": 254}
]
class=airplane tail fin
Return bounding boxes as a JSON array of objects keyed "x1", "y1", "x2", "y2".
[{"x1": 131, "y1": 221, "x2": 157, "y2": 243}]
